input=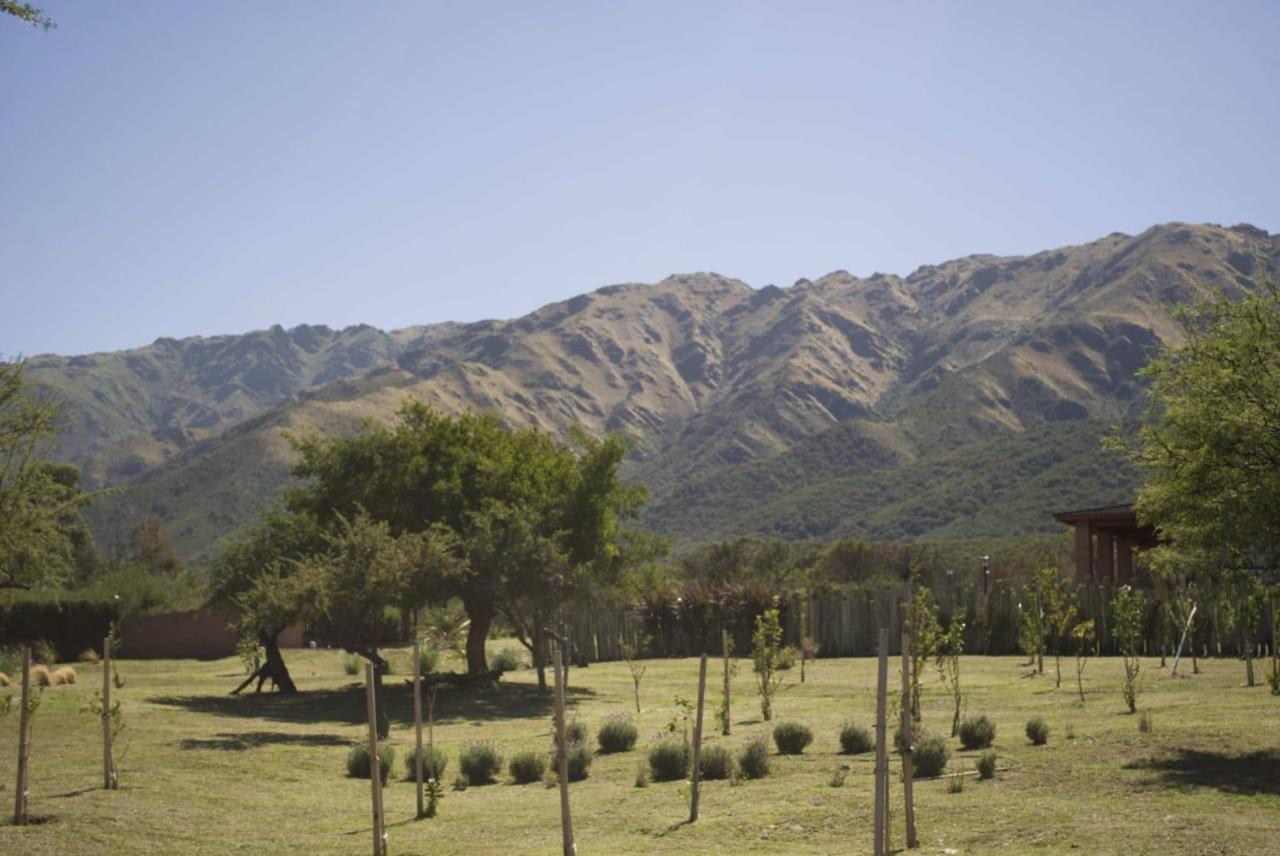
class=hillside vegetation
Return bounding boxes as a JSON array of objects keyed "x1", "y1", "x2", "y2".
[{"x1": 27, "y1": 222, "x2": 1278, "y2": 566}]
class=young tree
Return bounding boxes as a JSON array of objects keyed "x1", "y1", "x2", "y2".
[
  {"x1": 1111, "y1": 586, "x2": 1148, "y2": 713},
  {"x1": 935, "y1": 613, "x2": 965, "y2": 737},
  {"x1": 751, "y1": 608, "x2": 787, "y2": 722},
  {"x1": 1071, "y1": 619, "x2": 1096, "y2": 703},
  {"x1": 620, "y1": 636, "x2": 647, "y2": 714},
  {"x1": 1036, "y1": 567, "x2": 1078, "y2": 688},
  {"x1": 905, "y1": 584, "x2": 940, "y2": 721}
]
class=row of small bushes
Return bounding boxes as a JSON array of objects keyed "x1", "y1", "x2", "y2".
[
  {"x1": 647, "y1": 735, "x2": 772, "y2": 782},
  {"x1": 340, "y1": 645, "x2": 526, "y2": 677}
]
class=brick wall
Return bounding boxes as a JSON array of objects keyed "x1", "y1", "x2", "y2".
[{"x1": 119, "y1": 609, "x2": 305, "y2": 659}]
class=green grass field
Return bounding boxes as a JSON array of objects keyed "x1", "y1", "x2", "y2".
[{"x1": 2, "y1": 644, "x2": 1277, "y2": 855}]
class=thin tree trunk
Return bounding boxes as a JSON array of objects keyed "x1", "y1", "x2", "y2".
[
  {"x1": 533, "y1": 624, "x2": 547, "y2": 693},
  {"x1": 463, "y1": 597, "x2": 494, "y2": 675}
]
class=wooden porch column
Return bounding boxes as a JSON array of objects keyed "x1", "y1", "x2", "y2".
[
  {"x1": 1116, "y1": 538, "x2": 1134, "y2": 584},
  {"x1": 1096, "y1": 532, "x2": 1114, "y2": 585},
  {"x1": 1074, "y1": 523, "x2": 1093, "y2": 581}
]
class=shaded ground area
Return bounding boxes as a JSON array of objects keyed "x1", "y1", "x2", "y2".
[{"x1": 1125, "y1": 748, "x2": 1280, "y2": 796}]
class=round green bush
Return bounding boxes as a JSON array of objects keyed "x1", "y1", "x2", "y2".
[
  {"x1": 698, "y1": 744, "x2": 734, "y2": 780},
  {"x1": 1025, "y1": 717, "x2": 1049, "y2": 746},
  {"x1": 912, "y1": 736, "x2": 950, "y2": 777},
  {"x1": 958, "y1": 715, "x2": 997, "y2": 750},
  {"x1": 558, "y1": 742, "x2": 594, "y2": 782},
  {"x1": 772, "y1": 721, "x2": 814, "y2": 755},
  {"x1": 403, "y1": 745, "x2": 448, "y2": 782},
  {"x1": 737, "y1": 736, "x2": 771, "y2": 779},
  {"x1": 509, "y1": 750, "x2": 546, "y2": 784},
  {"x1": 491, "y1": 646, "x2": 523, "y2": 672},
  {"x1": 839, "y1": 722, "x2": 874, "y2": 755},
  {"x1": 976, "y1": 750, "x2": 997, "y2": 780},
  {"x1": 597, "y1": 716, "x2": 638, "y2": 754},
  {"x1": 347, "y1": 743, "x2": 395, "y2": 784},
  {"x1": 414, "y1": 645, "x2": 440, "y2": 676},
  {"x1": 553, "y1": 719, "x2": 589, "y2": 748},
  {"x1": 458, "y1": 741, "x2": 504, "y2": 785},
  {"x1": 647, "y1": 738, "x2": 691, "y2": 782}
]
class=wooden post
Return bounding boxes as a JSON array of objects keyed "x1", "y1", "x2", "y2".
[
  {"x1": 103, "y1": 637, "x2": 116, "y2": 789},
  {"x1": 553, "y1": 646, "x2": 575, "y2": 856},
  {"x1": 900, "y1": 630, "x2": 918, "y2": 849},
  {"x1": 13, "y1": 647, "x2": 31, "y2": 826},
  {"x1": 412, "y1": 637, "x2": 425, "y2": 819},
  {"x1": 364, "y1": 663, "x2": 385, "y2": 856},
  {"x1": 873, "y1": 628, "x2": 888, "y2": 856},
  {"x1": 1171, "y1": 604, "x2": 1197, "y2": 677},
  {"x1": 721, "y1": 629, "x2": 732, "y2": 736},
  {"x1": 689, "y1": 653, "x2": 708, "y2": 823}
]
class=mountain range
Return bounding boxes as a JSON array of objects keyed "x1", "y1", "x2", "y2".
[{"x1": 25, "y1": 222, "x2": 1279, "y2": 567}]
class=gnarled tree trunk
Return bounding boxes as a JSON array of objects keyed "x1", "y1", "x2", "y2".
[
  {"x1": 463, "y1": 597, "x2": 494, "y2": 675},
  {"x1": 231, "y1": 630, "x2": 297, "y2": 695}
]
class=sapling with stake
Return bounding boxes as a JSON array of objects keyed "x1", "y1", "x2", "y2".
[
  {"x1": 751, "y1": 609, "x2": 788, "y2": 722},
  {"x1": 620, "y1": 636, "x2": 647, "y2": 714},
  {"x1": 1071, "y1": 619, "x2": 1096, "y2": 703}
]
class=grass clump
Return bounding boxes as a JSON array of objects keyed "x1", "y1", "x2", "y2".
[
  {"x1": 51, "y1": 666, "x2": 76, "y2": 685},
  {"x1": 948, "y1": 775, "x2": 965, "y2": 794},
  {"x1": 958, "y1": 715, "x2": 997, "y2": 749},
  {"x1": 508, "y1": 750, "x2": 546, "y2": 784},
  {"x1": 414, "y1": 646, "x2": 440, "y2": 675},
  {"x1": 78, "y1": 648, "x2": 101, "y2": 664},
  {"x1": 347, "y1": 743, "x2": 395, "y2": 784},
  {"x1": 458, "y1": 741, "x2": 503, "y2": 785},
  {"x1": 404, "y1": 745, "x2": 448, "y2": 781},
  {"x1": 698, "y1": 744, "x2": 734, "y2": 780},
  {"x1": 976, "y1": 750, "x2": 997, "y2": 779},
  {"x1": 32, "y1": 639, "x2": 59, "y2": 665},
  {"x1": 1138, "y1": 709, "x2": 1153, "y2": 733},
  {"x1": 634, "y1": 761, "x2": 649, "y2": 788},
  {"x1": 491, "y1": 646, "x2": 523, "y2": 671},
  {"x1": 341, "y1": 652, "x2": 362, "y2": 676},
  {"x1": 647, "y1": 738, "x2": 691, "y2": 782},
  {"x1": 839, "y1": 722, "x2": 874, "y2": 754},
  {"x1": 912, "y1": 735, "x2": 950, "y2": 777},
  {"x1": 597, "y1": 715, "x2": 638, "y2": 754},
  {"x1": 1025, "y1": 717, "x2": 1049, "y2": 746},
  {"x1": 31, "y1": 665, "x2": 52, "y2": 687},
  {"x1": 737, "y1": 736, "x2": 771, "y2": 779},
  {"x1": 553, "y1": 719, "x2": 588, "y2": 748},
  {"x1": 556, "y1": 742, "x2": 593, "y2": 782},
  {"x1": 772, "y1": 721, "x2": 814, "y2": 755}
]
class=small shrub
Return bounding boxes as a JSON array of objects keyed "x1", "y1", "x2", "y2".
[
  {"x1": 78, "y1": 648, "x2": 100, "y2": 664},
  {"x1": 31, "y1": 665, "x2": 52, "y2": 687},
  {"x1": 553, "y1": 719, "x2": 588, "y2": 748},
  {"x1": 772, "y1": 721, "x2": 814, "y2": 755},
  {"x1": 947, "y1": 775, "x2": 965, "y2": 794},
  {"x1": 597, "y1": 716, "x2": 638, "y2": 754},
  {"x1": 1025, "y1": 717, "x2": 1049, "y2": 746},
  {"x1": 738, "y1": 736, "x2": 771, "y2": 779},
  {"x1": 634, "y1": 761, "x2": 649, "y2": 788},
  {"x1": 912, "y1": 736, "x2": 950, "y2": 777},
  {"x1": 52, "y1": 666, "x2": 76, "y2": 686},
  {"x1": 648, "y1": 738, "x2": 691, "y2": 782},
  {"x1": 829, "y1": 767, "x2": 848, "y2": 787},
  {"x1": 458, "y1": 741, "x2": 504, "y2": 785},
  {"x1": 699, "y1": 744, "x2": 734, "y2": 780},
  {"x1": 32, "y1": 639, "x2": 58, "y2": 665},
  {"x1": 414, "y1": 646, "x2": 440, "y2": 676},
  {"x1": 557, "y1": 742, "x2": 593, "y2": 782},
  {"x1": 976, "y1": 750, "x2": 997, "y2": 780},
  {"x1": 958, "y1": 715, "x2": 997, "y2": 750},
  {"x1": 839, "y1": 722, "x2": 874, "y2": 755},
  {"x1": 347, "y1": 743, "x2": 395, "y2": 784},
  {"x1": 341, "y1": 653, "x2": 362, "y2": 676},
  {"x1": 491, "y1": 646, "x2": 523, "y2": 672},
  {"x1": 775, "y1": 646, "x2": 797, "y2": 671},
  {"x1": 404, "y1": 745, "x2": 448, "y2": 781},
  {"x1": 509, "y1": 750, "x2": 547, "y2": 784},
  {"x1": 1138, "y1": 710, "x2": 1153, "y2": 733}
]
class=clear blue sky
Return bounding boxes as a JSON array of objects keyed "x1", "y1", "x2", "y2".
[{"x1": 3, "y1": 1, "x2": 1277, "y2": 357}]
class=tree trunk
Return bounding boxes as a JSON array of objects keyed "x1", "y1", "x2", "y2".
[
  {"x1": 367, "y1": 650, "x2": 390, "y2": 739},
  {"x1": 261, "y1": 632, "x2": 297, "y2": 693},
  {"x1": 463, "y1": 597, "x2": 494, "y2": 675},
  {"x1": 533, "y1": 624, "x2": 548, "y2": 692}
]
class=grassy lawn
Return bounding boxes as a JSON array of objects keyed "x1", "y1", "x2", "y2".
[{"x1": 2, "y1": 644, "x2": 1277, "y2": 854}]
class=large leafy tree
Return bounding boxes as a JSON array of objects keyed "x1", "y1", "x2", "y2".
[
  {"x1": 1131, "y1": 285, "x2": 1280, "y2": 572},
  {"x1": 0, "y1": 359, "x2": 91, "y2": 590}
]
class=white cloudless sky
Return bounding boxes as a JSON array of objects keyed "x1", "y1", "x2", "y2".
[{"x1": 2, "y1": 0, "x2": 1277, "y2": 356}]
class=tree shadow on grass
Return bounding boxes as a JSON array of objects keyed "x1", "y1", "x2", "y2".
[
  {"x1": 178, "y1": 731, "x2": 351, "y2": 751},
  {"x1": 1123, "y1": 748, "x2": 1280, "y2": 795},
  {"x1": 153, "y1": 681, "x2": 596, "y2": 729}
]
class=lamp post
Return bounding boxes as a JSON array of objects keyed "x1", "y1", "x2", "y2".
[{"x1": 981, "y1": 555, "x2": 991, "y2": 594}]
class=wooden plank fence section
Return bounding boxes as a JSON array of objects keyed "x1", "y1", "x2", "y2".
[{"x1": 558, "y1": 582, "x2": 1255, "y2": 664}]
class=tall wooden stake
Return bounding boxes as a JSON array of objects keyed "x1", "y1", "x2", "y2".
[
  {"x1": 689, "y1": 653, "x2": 708, "y2": 823},
  {"x1": 721, "y1": 629, "x2": 732, "y2": 736},
  {"x1": 364, "y1": 663, "x2": 385, "y2": 856},
  {"x1": 900, "y1": 630, "x2": 918, "y2": 848},
  {"x1": 553, "y1": 646, "x2": 575, "y2": 856},
  {"x1": 412, "y1": 637, "x2": 425, "y2": 819},
  {"x1": 873, "y1": 628, "x2": 889, "y2": 856},
  {"x1": 13, "y1": 647, "x2": 31, "y2": 826},
  {"x1": 103, "y1": 637, "x2": 116, "y2": 789}
]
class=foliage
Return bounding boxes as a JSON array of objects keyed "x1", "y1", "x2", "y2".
[
  {"x1": 935, "y1": 613, "x2": 965, "y2": 737},
  {"x1": 555, "y1": 741, "x2": 593, "y2": 782},
  {"x1": 31, "y1": 638, "x2": 58, "y2": 665},
  {"x1": 508, "y1": 750, "x2": 546, "y2": 785},
  {"x1": 958, "y1": 715, "x2": 996, "y2": 750},
  {"x1": 491, "y1": 646, "x2": 523, "y2": 672},
  {"x1": 839, "y1": 722, "x2": 874, "y2": 755},
  {"x1": 647, "y1": 738, "x2": 691, "y2": 782},
  {"x1": 1126, "y1": 285, "x2": 1280, "y2": 583},
  {"x1": 404, "y1": 745, "x2": 448, "y2": 782},
  {"x1": 913, "y1": 735, "x2": 950, "y2": 777},
  {"x1": 346, "y1": 743, "x2": 394, "y2": 784},
  {"x1": 1111, "y1": 586, "x2": 1147, "y2": 713},
  {"x1": 0, "y1": 597, "x2": 121, "y2": 662},
  {"x1": 413, "y1": 644, "x2": 440, "y2": 676},
  {"x1": 553, "y1": 718, "x2": 588, "y2": 748},
  {"x1": 1036, "y1": 567, "x2": 1077, "y2": 686},
  {"x1": 976, "y1": 750, "x2": 997, "y2": 779},
  {"x1": 620, "y1": 636, "x2": 647, "y2": 714},
  {"x1": 341, "y1": 652, "x2": 362, "y2": 676},
  {"x1": 1025, "y1": 717, "x2": 1050, "y2": 746},
  {"x1": 1072, "y1": 619, "x2": 1096, "y2": 703},
  {"x1": 947, "y1": 774, "x2": 965, "y2": 794},
  {"x1": 737, "y1": 735, "x2": 771, "y2": 779},
  {"x1": 698, "y1": 744, "x2": 734, "y2": 780},
  {"x1": 751, "y1": 608, "x2": 788, "y2": 721},
  {"x1": 906, "y1": 582, "x2": 941, "y2": 721},
  {"x1": 717, "y1": 630, "x2": 737, "y2": 735},
  {"x1": 596, "y1": 716, "x2": 638, "y2": 754},
  {"x1": 771, "y1": 721, "x2": 814, "y2": 755},
  {"x1": 458, "y1": 741, "x2": 503, "y2": 785},
  {"x1": 1, "y1": 1, "x2": 55, "y2": 29}
]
